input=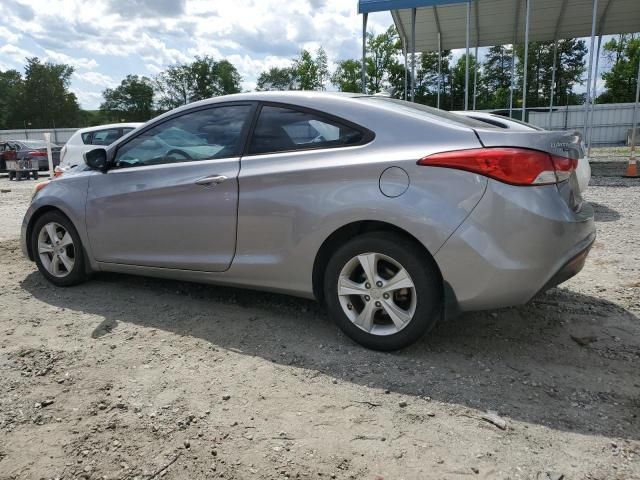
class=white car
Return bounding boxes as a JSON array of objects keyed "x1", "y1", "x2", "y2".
[
  {"x1": 452, "y1": 111, "x2": 591, "y2": 193},
  {"x1": 59, "y1": 123, "x2": 143, "y2": 169}
]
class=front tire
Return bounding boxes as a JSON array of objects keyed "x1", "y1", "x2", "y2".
[
  {"x1": 324, "y1": 232, "x2": 442, "y2": 351},
  {"x1": 31, "y1": 211, "x2": 88, "y2": 286}
]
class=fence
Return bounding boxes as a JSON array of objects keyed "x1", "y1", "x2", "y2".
[
  {"x1": 527, "y1": 102, "x2": 638, "y2": 147},
  {"x1": 0, "y1": 128, "x2": 79, "y2": 145}
]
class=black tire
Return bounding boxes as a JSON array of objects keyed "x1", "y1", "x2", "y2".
[
  {"x1": 8, "y1": 171, "x2": 15, "y2": 181},
  {"x1": 32, "y1": 171, "x2": 38, "y2": 180},
  {"x1": 324, "y1": 232, "x2": 442, "y2": 351},
  {"x1": 31, "y1": 211, "x2": 88, "y2": 287}
]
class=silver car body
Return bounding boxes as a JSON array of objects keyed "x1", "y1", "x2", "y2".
[
  {"x1": 452, "y1": 110, "x2": 591, "y2": 193},
  {"x1": 22, "y1": 92, "x2": 595, "y2": 313}
]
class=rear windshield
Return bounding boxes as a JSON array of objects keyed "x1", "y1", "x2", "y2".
[{"x1": 357, "y1": 97, "x2": 495, "y2": 129}]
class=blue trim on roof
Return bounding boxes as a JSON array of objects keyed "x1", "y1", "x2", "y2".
[{"x1": 358, "y1": 0, "x2": 469, "y2": 14}]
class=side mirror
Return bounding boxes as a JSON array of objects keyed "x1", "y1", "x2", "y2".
[{"x1": 84, "y1": 148, "x2": 108, "y2": 172}]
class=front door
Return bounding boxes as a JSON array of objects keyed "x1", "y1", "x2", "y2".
[{"x1": 86, "y1": 103, "x2": 254, "y2": 272}]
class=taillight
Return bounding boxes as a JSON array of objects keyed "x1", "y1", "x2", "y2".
[
  {"x1": 28, "y1": 151, "x2": 47, "y2": 157},
  {"x1": 417, "y1": 147, "x2": 575, "y2": 186}
]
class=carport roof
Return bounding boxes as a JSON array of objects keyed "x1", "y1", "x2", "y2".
[{"x1": 358, "y1": 0, "x2": 640, "y2": 52}]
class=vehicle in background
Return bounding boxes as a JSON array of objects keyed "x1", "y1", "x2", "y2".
[
  {"x1": 59, "y1": 123, "x2": 143, "y2": 169},
  {"x1": 452, "y1": 110, "x2": 591, "y2": 192},
  {"x1": 0, "y1": 142, "x2": 17, "y2": 170},
  {"x1": 0, "y1": 140, "x2": 62, "y2": 171},
  {"x1": 22, "y1": 92, "x2": 594, "y2": 351}
]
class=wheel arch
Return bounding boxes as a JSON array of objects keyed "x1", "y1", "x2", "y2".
[
  {"x1": 26, "y1": 206, "x2": 78, "y2": 261},
  {"x1": 312, "y1": 220, "x2": 444, "y2": 304}
]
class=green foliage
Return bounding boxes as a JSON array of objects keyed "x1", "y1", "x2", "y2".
[
  {"x1": 599, "y1": 34, "x2": 640, "y2": 103},
  {"x1": 365, "y1": 26, "x2": 401, "y2": 94},
  {"x1": 2, "y1": 58, "x2": 81, "y2": 129},
  {"x1": 100, "y1": 75, "x2": 155, "y2": 122},
  {"x1": 155, "y1": 56, "x2": 242, "y2": 110},
  {"x1": 256, "y1": 48, "x2": 328, "y2": 91},
  {"x1": 0, "y1": 69, "x2": 22, "y2": 129},
  {"x1": 331, "y1": 59, "x2": 362, "y2": 93},
  {"x1": 256, "y1": 66, "x2": 298, "y2": 91}
]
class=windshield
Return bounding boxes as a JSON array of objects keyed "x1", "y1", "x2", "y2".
[{"x1": 357, "y1": 97, "x2": 495, "y2": 129}]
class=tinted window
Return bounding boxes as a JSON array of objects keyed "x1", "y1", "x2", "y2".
[
  {"x1": 122, "y1": 127, "x2": 136, "y2": 135},
  {"x1": 248, "y1": 106, "x2": 365, "y2": 155},
  {"x1": 114, "y1": 105, "x2": 252, "y2": 169},
  {"x1": 92, "y1": 128, "x2": 121, "y2": 145},
  {"x1": 81, "y1": 132, "x2": 92, "y2": 144}
]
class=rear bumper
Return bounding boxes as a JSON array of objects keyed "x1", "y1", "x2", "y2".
[{"x1": 435, "y1": 179, "x2": 595, "y2": 312}]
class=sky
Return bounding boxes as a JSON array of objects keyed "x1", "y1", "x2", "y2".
[
  {"x1": 0, "y1": 0, "x2": 393, "y2": 109},
  {"x1": 0, "y1": 0, "x2": 613, "y2": 110}
]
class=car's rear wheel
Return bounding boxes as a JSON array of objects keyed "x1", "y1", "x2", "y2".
[
  {"x1": 324, "y1": 232, "x2": 442, "y2": 350},
  {"x1": 31, "y1": 211, "x2": 88, "y2": 286}
]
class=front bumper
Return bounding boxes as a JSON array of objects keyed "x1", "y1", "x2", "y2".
[{"x1": 435, "y1": 179, "x2": 596, "y2": 312}]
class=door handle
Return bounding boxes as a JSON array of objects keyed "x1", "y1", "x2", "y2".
[{"x1": 195, "y1": 175, "x2": 228, "y2": 186}]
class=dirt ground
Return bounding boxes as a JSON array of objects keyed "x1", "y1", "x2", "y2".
[{"x1": 0, "y1": 163, "x2": 639, "y2": 480}]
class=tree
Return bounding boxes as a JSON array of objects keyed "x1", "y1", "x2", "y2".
[
  {"x1": 448, "y1": 54, "x2": 481, "y2": 110},
  {"x1": 413, "y1": 50, "x2": 453, "y2": 107},
  {"x1": 0, "y1": 69, "x2": 22, "y2": 129},
  {"x1": 365, "y1": 26, "x2": 402, "y2": 94},
  {"x1": 599, "y1": 34, "x2": 640, "y2": 103},
  {"x1": 331, "y1": 59, "x2": 362, "y2": 93},
  {"x1": 293, "y1": 50, "x2": 320, "y2": 90},
  {"x1": 514, "y1": 39, "x2": 586, "y2": 109},
  {"x1": 483, "y1": 45, "x2": 513, "y2": 109},
  {"x1": 315, "y1": 47, "x2": 329, "y2": 90},
  {"x1": 155, "y1": 64, "x2": 192, "y2": 110},
  {"x1": 155, "y1": 56, "x2": 242, "y2": 110},
  {"x1": 256, "y1": 66, "x2": 297, "y2": 91},
  {"x1": 7, "y1": 58, "x2": 81, "y2": 128},
  {"x1": 189, "y1": 56, "x2": 241, "y2": 101},
  {"x1": 100, "y1": 75, "x2": 154, "y2": 122}
]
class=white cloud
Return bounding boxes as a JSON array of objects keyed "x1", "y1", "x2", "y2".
[
  {"x1": 1, "y1": 0, "x2": 393, "y2": 109},
  {"x1": 44, "y1": 49, "x2": 98, "y2": 70},
  {"x1": 74, "y1": 71, "x2": 116, "y2": 87}
]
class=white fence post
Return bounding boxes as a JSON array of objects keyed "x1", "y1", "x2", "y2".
[{"x1": 43, "y1": 132, "x2": 54, "y2": 178}]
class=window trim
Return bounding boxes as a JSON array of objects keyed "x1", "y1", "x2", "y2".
[
  {"x1": 242, "y1": 101, "x2": 375, "y2": 157},
  {"x1": 108, "y1": 101, "x2": 259, "y2": 170}
]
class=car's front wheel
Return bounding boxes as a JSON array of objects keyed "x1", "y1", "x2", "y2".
[
  {"x1": 31, "y1": 211, "x2": 88, "y2": 286},
  {"x1": 324, "y1": 232, "x2": 442, "y2": 351}
]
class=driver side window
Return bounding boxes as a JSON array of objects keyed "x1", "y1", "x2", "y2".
[{"x1": 114, "y1": 104, "x2": 253, "y2": 169}]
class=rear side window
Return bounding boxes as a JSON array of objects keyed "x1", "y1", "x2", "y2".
[
  {"x1": 92, "y1": 128, "x2": 121, "y2": 145},
  {"x1": 81, "y1": 132, "x2": 92, "y2": 144},
  {"x1": 248, "y1": 105, "x2": 365, "y2": 155}
]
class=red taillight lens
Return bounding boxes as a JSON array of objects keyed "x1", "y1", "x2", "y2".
[
  {"x1": 418, "y1": 147, "x2": 574, "y2": 186},
  {"x1": 28, "y1": 151, "x2": 47, "y2": 157}
]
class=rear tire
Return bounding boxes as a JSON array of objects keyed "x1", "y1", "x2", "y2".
[
  {"x1": 32, "y1": 171, "x2": 38, "y2": 180},
  {"x1": 324, "y1": 232, "x2": 442, "y2": 351},
  {"x1": 31, "y1": 211, "x2": 88, "y2": 287},
  {"x1": 8, "y1": 171, "x2": 15, "y2": 181}
]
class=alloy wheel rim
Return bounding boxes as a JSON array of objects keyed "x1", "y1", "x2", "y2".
[
  {"x1": 37, "y1": 222, "x2": 75, "y2": 278},
  {"x1": 337, "y1": 252, "x2": 417, "y2": 336}
]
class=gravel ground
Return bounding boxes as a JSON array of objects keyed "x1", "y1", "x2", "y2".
[{"x1": 0, "y1": 164, "x2": 639, "y2": 480}]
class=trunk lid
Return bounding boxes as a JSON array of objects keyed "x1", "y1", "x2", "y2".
[{"x1": 473, "y1": 128, "x2": 584, "y2": 211}]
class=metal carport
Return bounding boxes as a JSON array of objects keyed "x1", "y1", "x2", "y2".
[{"x1": 357, "y1": 0, "x2": 640, "y2": 172}]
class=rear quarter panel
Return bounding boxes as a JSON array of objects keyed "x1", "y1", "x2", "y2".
[{"x1": 225, "y1": 101, "x2": 488, "y2": 297}]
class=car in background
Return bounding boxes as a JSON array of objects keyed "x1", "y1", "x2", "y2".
[
  {"x1": 59, "y1": 123, "x2": 143, "y2": 169},
  {"x1": 22, "y1": 92, "x2": 594, "y2": 351},
  {"x1": 1, "y1": 140, "x2": 62, "y2": 171},
  {"x1": 0, "y1": 142, "x2": 18, "y2": 170},
  {"x1": 452, "y1": 110, "x2": 591, "y2": 192}
]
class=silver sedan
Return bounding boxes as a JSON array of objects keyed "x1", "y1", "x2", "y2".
[{"x1": 21, "y1": 92, "x2": 595, "y2": 350}]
